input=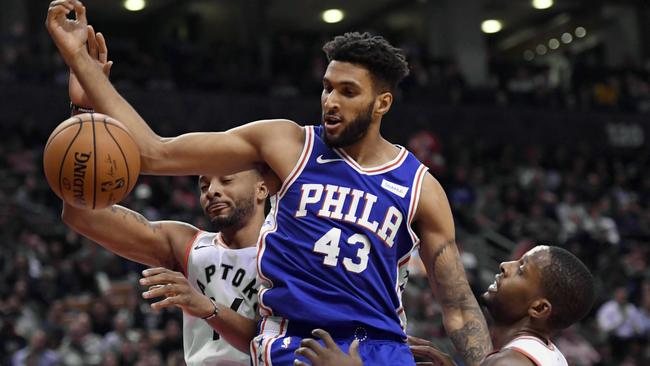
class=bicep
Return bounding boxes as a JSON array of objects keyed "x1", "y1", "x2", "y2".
[
  {"x1": 414, "y1": 174, "x2": 458, "y2": 287},
  {"x1": 146, "y1": 119, "x2": 304, "y2": 181},
  {"x1": 62, "y1": 204, "x2": 195, "y2": 269}
]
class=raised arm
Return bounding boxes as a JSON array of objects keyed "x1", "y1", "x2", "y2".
[
  {"x1": 46, "y1": 0, "x2": 302, "y2": 181},
  {"x1": 414, "y1": 174, "x2": 492, "y2": 366},
  {"x1": 62, "y1": 203, "x2": 195, "y2": 270}
]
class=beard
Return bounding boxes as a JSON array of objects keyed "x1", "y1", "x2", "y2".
[
  {"x1": 209, "y1": 196, "x2": 255, "y2": 232},
  {"x1": 322, "y1": 102, "x2": 373, "y2": 148}
]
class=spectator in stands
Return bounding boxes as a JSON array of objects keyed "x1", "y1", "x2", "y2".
[
  {"x1": 11, "y1": 329, "x2": 59, "y2": 366},
  {"x1": 597, "y1": 286, "x2": 644, "y2": 363}
]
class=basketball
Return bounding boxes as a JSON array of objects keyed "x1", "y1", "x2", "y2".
[{"x1": 43, "y1": 113, "x2": 141, "y2": 209}]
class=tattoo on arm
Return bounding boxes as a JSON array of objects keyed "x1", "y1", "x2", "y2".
[
  {"x1": 430, "y1": 239, "x2": 492, "y2": 365},
  {"x1": 109, "y1": 206, "x2": 158, "y2": 233},
  {"x1": 430, "y1": 239, "x2": 455, "y2": 266}
]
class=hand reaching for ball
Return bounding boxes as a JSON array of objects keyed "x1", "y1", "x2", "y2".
[{"x1": 69, "y1": 25, "x2": 113, "y2": 108}]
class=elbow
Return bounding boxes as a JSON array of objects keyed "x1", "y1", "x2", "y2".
[
  {"x1": 61, "y1": 203, "x2": 71, "y2": 225},
  {"x1": 60, "y1": 203, "x2": 82, "y2": 229}
]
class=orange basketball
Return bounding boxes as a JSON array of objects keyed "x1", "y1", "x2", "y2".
[{"x1": 43, "y1": 113, "x2": 141, "y2": 209}]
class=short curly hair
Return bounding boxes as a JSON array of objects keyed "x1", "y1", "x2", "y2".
[
  {"x1": 322, "y1": 32, "x2": 410, "y2": 92},
  {"x1": 541, "y1": 247, "x2": 595, "y2": 329}
]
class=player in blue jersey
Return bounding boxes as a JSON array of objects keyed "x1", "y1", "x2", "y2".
[{"x1": 47, "y1": 2, "x2": 492, "y2": 365}]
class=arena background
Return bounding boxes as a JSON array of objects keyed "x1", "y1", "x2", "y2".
[{"x1": 1, "y1": 0, "x2": 650, "y2": 365}]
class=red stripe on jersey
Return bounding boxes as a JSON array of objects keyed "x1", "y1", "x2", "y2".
[{"x1": 182, "y1": 230, "x2": 203, "y2": 277}]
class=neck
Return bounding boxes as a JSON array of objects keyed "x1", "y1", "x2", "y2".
[
  {"x1": 492, "y1": 320, "x2": 551, "y2": 349},
  {"x1": 339, "y1": 124, "x2": 397, "y2": 167},
  {"x1": 217, "y1": 210, "x2": 265, "y2": 250}
]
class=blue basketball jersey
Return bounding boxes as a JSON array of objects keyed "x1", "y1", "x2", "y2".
[{"x1": 256, "y1": 125, "x2": 428, "y2": 341}]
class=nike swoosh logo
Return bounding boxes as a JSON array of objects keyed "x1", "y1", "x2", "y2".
[
  {"x1": 316, "y1": 155, "x2": 344, "y2": 164},
  {"x1": 194, "y1": 245, "x2": 213, "y2": 250}
]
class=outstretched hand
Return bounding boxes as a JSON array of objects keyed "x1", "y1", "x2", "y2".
[
  {"x1": 69, "y1": 25, "x2": 113, "y2": 107},
  {"x1": 408, "y1": 335, "x2": 457, "y2": 366},
  {"x1": 140, "y1": 267, "x2": 215, "y2": 319},
  {"x1": 294, "y1": 329, "x2": 363, "y2": 366},
  {"x1": 46, "y1": 0, "x2": 89, "y2": 63}
]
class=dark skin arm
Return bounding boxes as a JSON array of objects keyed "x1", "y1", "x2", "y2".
[
  {"x1": 415, "y1": 174, "x2": 492, "y2": 366},
  {"x1": 140, "y1": 267, "x2": 257, "y2": 353}
]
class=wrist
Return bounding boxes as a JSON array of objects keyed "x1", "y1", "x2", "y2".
[
  {"x1": 201, "y1": 298, "x2": 219, "y2": 320},
  {"x1": 70, "y1": 102, "x2": 94, "y2": 116}
]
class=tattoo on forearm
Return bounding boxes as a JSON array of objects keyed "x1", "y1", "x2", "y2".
[
  {"x1": 431, "y1": 239, "x2": 492, "y2": 365},
  {"x1": 109, "y1": 206, "x2": 158, "y2": 233},
  {"x1": 449, "y1": 319, "x2": 491, "y2": 364}
]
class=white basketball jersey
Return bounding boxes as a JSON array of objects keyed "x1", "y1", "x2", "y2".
[
  {"x1": 183, "y1": 231, "x2": 258, "y2": 366},
  {"x1": 503, "y1": 336, "x2": 568, "y2": 366}
]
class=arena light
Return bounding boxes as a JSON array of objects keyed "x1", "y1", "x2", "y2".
[
  {"x1": 532, "y1": 0, "x2": 553, "y2": 10},
  {"x1": 322, "y1": 9, "x2": 344, "y2": 24},
  {"x1": 575, "y1": 26, "x2": 587, "y2": 38},
  {"x1": 561, "y1": 32, "x2": 573, "y2": 44},
  {"x1": 548, "y1": 38, "x2": 560, "y2": 49},
  {"x1": 124, "y1": 0, "x2": 146, "y2": 12},
  {"x1": 481, "y1": 20, "x2": 502, "y2": 34},
  {"x1": 536, "y1": 44, "x2": 548, "y2": 55}
]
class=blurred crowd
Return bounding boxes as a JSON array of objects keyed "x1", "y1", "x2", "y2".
[{"x1": 2, "y1": 22, "x2": 650, "y2": 113}]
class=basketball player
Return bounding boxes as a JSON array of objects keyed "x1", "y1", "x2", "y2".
[
  {"x1": 404, "y1": 245, "x2": 595, "y2": 366},
  {"x1": 47, "y1": 1, "x2": 492, "y2": 365},
  {"x1": 61, "y1": 170, "x2": 268, "y2": 365}
]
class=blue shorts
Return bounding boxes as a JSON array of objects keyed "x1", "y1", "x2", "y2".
[{"x1": 250, "y1": 317, "x2": 416, "y2": 366}]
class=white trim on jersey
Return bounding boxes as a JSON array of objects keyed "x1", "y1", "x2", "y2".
[
  {"x1": 503, "y1": 336, "x2": 568, "y2": 366},
  {"x1": 251, "y1": 317, "x2": 288, "y2": 366},
  {"x1": 393, "y1": 164, "x2": 428, "y2": 330},
  {"x1": 334, "y1": 145, "x2": 409, "y2": 175},
  {"x1": 278, "y1": 126, "x2": 315, "y2": 198},
  {"x1": 256, "y1": 126, "x2": 314, "y2": 317},
  {"x1": 406, "y1": 164, "x2": 429, "y2": 246}
]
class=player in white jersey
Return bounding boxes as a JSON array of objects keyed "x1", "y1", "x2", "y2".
[
  {"x1": 62, "y1": 169, "x2": 269, "y2": 365},
  {"x1": 403, "y1": 246, "x2": 595, "y2": 366}
]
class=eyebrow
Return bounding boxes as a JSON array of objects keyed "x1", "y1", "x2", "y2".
[{"x1": 323, "y1": 78, "x2": 361, "y2": 88}]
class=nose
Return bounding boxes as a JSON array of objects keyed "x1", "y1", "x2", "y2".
[
  {"x1": 499, "y1": 260, "x2": 515, "y2": 276},
  {"x1": 323, "y1": 90, "x2": 340, "y2": 112},
  {"x1": 206, "y1": 178, "x2": 223, "y2": 200}
]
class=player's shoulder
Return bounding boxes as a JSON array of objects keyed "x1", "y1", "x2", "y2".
[
  {"x1": 482, "y1": 349, "x2": 537, "y2": 366},
  {"x1": 418, "y1": 170, "x2": 450, "y2": 207},
  {"x1": 242, "y1": 118, "x2": 308, "y2": 146}
]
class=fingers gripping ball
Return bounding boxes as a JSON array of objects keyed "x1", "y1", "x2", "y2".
[{"x1": 43, "y1": 113, "x2": 140, "y2": 209}]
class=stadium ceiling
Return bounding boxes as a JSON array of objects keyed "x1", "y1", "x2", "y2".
[{"x1": 79, "y1": 0, "x2": 639, "y2": 58}]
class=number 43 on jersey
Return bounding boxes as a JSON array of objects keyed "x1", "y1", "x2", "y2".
[{"x1": 313, "y1": 228, "x2": 371, "y2": 273}]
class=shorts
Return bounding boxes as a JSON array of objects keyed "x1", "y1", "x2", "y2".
[{"x1": 250, "y1": 316, "x2": 416, "y2": 366}]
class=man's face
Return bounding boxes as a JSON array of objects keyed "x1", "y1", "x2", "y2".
[
  {"x1": 482, "y1": 246, "x2": 550, "y2": 324},
  {"x1": 198, "y1": 171, "x2": 260, "y2": 231},
  {"x1": 321, "y1": 61, "x2": 377, "y2": 148}
]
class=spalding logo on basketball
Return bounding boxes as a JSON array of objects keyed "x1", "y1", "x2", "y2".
[{"x1": 43, "y1": 113, "x2": 141, "y2": 209}]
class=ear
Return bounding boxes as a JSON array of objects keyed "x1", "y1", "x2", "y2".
[
  {"x1": 374, "y1": 91, "x2": 393, "y2": 116},
  {"x1": 529, "y1": 298, "x2": 552, "y2": 320},
  {"x1": 256, "y1": 181, "x2": 269, "y2": 202}
]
